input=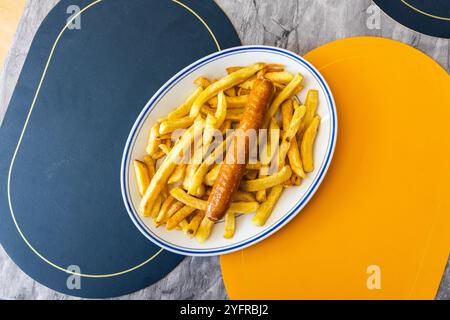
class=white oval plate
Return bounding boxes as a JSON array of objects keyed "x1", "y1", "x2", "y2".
[{"x1": 121, "y1": 45, "x2": 337, "y2": 256}]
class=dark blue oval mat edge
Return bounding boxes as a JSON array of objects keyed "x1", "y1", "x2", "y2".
[
  {"x1": 374, "y1": 0, "x2": 450, "y2": 39},
  {"x1": 0, "y1": 0, "x2": 240, "y2": 298}
]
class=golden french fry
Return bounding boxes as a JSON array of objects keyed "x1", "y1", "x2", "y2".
[
  {"x1": 190, "y1": 63, "x2": 265, "y2": 117},
  {"x1": 294, "y1": 84, "x2": 304, "y2": 95},
  {"x1": 151, "y1": 149, "x2": 166, "y2": 160},
  {"x1": 241, "y1": 166, "x2": 292, "y2": 192},
  {"x1": 293, "y1": 96, "x2": 302, "y2": 107},
  {"x1": 203, "y1": 91, "x2": 227, "y2": 149},
  {"x1": 195, "y1": 184, "x2": 206, "y2": 197},
  {"x1": 226, "y1": 66, "x2": 243, "y2": 74},
  {"x1": 204, "y1": 163, "x2": 220, "y2": 186},
  {"x1": 185, "y1": 211, "x2": 204, "y2": 237},
  {"x1": 238, "y1": 75, "x2": 257, "y2": 90},
  {"x1": 252, "y1": 185, "x2": 283, "y2": 226},
  {"x1": 178, "y1": 219, "x2": 189, "y2": 230},
  {"x1": 146, "y1": 122, "x2": 160, "y2": 154},
  {"x1": 232, "y1": 191, "x2": 256, "y2": 202},
  {"x1": 258, "y1": 146, "x2": 272, "y2": 174},
  {"x1": 159, "y1": 143, "x2": 171, "y2": 155},
  {"x1": 263, "y1": 73, "x2": 303, "y2": 127},
  {"x1": 237, "y1": 87, "x2": 250, "y2": 96},
  {"x1": 185, "y1": 167, "x2": 206, "y2": 197},
  {"x1": 165, "y1": 201, "x2": 184, "y2": 221},
  {"x1": 288, "y1": 136, "x2": 305, "y2": 178},
  {"x1": 244, "y1": 170, "x2": 258, "y2": 180},
  {"x1": 300, "y1": 89, "x2": 319, "y2": 134},
  {"x1": 224, "y1": 111, "x2": 244, "y2": 121},
  {"x1": 229, "y1": 202, "x2": 260, "y2": 213},
  {"x1": 257, "y1": 119, "x2": 280, "y2": 200},
  {"x1": 143, "y1": 155, "x2": 156, "y2": 179},
  {"x1": 281, "y1": 99, "x2": 294, "y2": 130},
  {"x1": 155, "y1": 196, "x2": 176, "y2": 224},
  {"x1": 159, "y1": 116, "x2": 194, "y2": 135},
  {"x1": 256, "y1": 173, "x2": 269, "y2": 202},
  {"x1": 260, "y1": 118, "x2": 280, "y2": 165},
  {"x1": 224, "y1": 87, "x2": 236, "y2": 96},
  {"x1": 185, "y1": 159, "x2": 204, "y2": 197},
  {"x1": 246, "y1": 162, "x2": 261, "y2": 170},
  {"x1": 140, "y1": 120, "x2": 204, "y2": 215},
  {"x1": 189, "y1": 134, "x2": 233, "y2": 194},
  {"x1": 214, "y1": 91, "x2": 227, "y2": 127},
  {"x1": 157, "y1": 200, "x2": 185, "y2": 226},
  {"x1": 183, "y1": 143, "x2": 206, "y2": 197},
  {"x1": 283, "y1": 176, "x2": 294, "y2": 186},
  {"x1": 183, "y1": 162, "x2": 196, "y2": 190},
  {"x1": 264, "y1": 63, "x2": 284, "y2": 72},
  {"x1": 147, "y1": 195, "x2": 162, "y2": 218},
  {"x1": 200, "y1": 106, "x2": 214, "y2": 117},
  {"x1": 161, "y1": 186, "x2": 170, "y2": 199},
  {"x1": 274, "y1": 82, "x2": 286, "y2": 89},
  {"x1": 291, "y1": 174, "x2": 302, "y2": 186},
  {"x1": 281, "y1": 100, "x2": 306, "y2": 178},
  {"x1": 158, "y1": 133, "x2": 173, "y2": 140},
  {"x1": 209, "y1": 95, "x2": 248, "y2": 108},
  {"x1": 170, "y1": 187, "x2": 259, "y2": 213},
  {"x1": 168, "y1": 163, "x2": 186, "y2": 184},
  {"x1": 223, "y1": 211, "x2": 235, "y2": 239},
  {"x1": 168, "y1": 87, "x2": 203, "y2": 120},
  {"x1": 203, "y1": 114, "x2": 217, "y2": 149},
  {"x1": 202, "y1": 105, "x2": 243, "y2": 119},
  {"x1": 256, "y1": 68, "x2": 266, "y2": 78},
  {"x1": 256, "y1": 189, "x2": 267, "y2": 202},
  {"x1": 301, "y1": 115, "x2": 320, "y2": 173},
  {"x1": 170, "y1": 186, "x2": 206, "y2": 210},
  {"x1": 166, "y1": 206, "x2": 196, "y2": 230},
  {"x1": 133, "y1": 160, "x2": 150, "y2": 196},
  {"x1": 278, "y1": 105, "x2": 306, "y2": 167},
  {"x1": 196, "y1": 216, "x2": 214, "y2": 243},
  {"x1": 194, "y1": 76, "x2": 211, "y2": 89},
  {"x1": 265, "y1": 71, "x2": 294, "y2": 84},
  {"x1": 220, "y1": 120, "x2": 232, "y2": 134}
]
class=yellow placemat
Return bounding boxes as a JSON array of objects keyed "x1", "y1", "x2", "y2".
[
  {"x1": 0, "y1": 0, "x2": 25, "y2": 66},
  {"x1": 220, "y1": 37, "x2": 450, "y2": 300}
]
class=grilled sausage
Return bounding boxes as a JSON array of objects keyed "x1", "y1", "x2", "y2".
[{"x1": 206, "y1": 79, "x2": 274, "y2": 221}]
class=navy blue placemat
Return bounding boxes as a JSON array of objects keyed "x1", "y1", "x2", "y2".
[
  {"x1": 0, "y1": 0, "x2": 240, "y2": 298},
  {"x1": 374, "y1": 0, "x2": 450, "y2": 38}
]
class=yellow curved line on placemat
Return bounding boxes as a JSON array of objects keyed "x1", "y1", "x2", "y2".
[
  {"x1": 172, "y1": 0, "x2": 221, "y2": 50},
  {"x1": 400, "y1": 0, "x2": 450, "y2": 21},
  {"x1": 7, "y1": 0, "x2": 221, "y2": 278},
  {"x1": 6, "y1": 0, "x2": 164, "y2": 279},
  {"x1": 5, "y1": 0, "x2": 221, "y2": 278}
]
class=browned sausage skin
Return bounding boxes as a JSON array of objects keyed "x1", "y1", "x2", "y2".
[{"x1": 206, "y1": 79, "x2": 274, "y2": 221}]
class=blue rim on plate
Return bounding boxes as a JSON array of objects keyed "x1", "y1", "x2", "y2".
[{"x1": 120, "y1": 45, "x2": 338, "y2": 256}]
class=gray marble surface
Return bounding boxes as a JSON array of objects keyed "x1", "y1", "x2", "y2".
[{"x1": 0, "y1": 0, "x2": 448, "y2": 299}]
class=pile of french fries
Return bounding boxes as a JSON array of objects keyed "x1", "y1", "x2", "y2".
[{"x1": 133, "y1": 63, "x2": 320, "y2": 243}]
